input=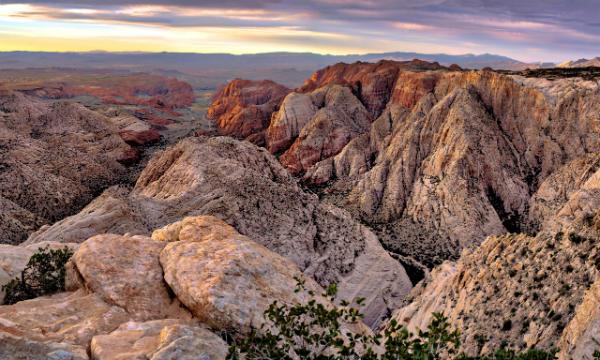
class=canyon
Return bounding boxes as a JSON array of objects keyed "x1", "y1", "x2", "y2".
[{"x1": 0, "y1": 59, "x2": 598, "y2": 358}]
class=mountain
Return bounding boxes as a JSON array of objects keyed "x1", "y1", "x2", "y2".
[
  {"x1": 0, "y1": 51, "x2": 535, "y2": 88},
  {"x1": 558, "y1": 57, "x2": 600, "y2": 68},
  {"x1": 0, "y1": 60, "x2": 598, "y2": 358}
]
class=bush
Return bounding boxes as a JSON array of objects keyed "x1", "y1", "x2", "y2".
[
  {"x1": 2, "y1": 245, "x2": 73, "y2": 305},
  {"x1": 226, "y1": 279, "x2": 558, "y2": 359},
  {"x1": 568, "y1": 232, "x2": 586, "y2": 244},
  {"x1": 226, "y1": 277, "x2": 460, "y2": 359}
]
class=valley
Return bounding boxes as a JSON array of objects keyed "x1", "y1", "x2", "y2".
[{"x1": 0, "y1": 60, "x2": 598, "y2": 359}]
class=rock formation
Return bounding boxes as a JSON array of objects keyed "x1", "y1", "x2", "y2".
[
  {"x1": 277, "y1": 85, "x2": 372, "y2": 174},
  {"x1": 391, "y1": 206, "x2": 599, "y2": 356},
  {"x1": 90, "y1": 319, "x2": 228, "y2": 360},
  {"x1": 207, "y1": 79, "x2": 290, "y2": 145},
  {"x1": 0, "y1": 215, "x2": 377, "y2": 359},
  {"x1": 306, "y1": 69, "x2": 599, "y2": 273},
  {"x1": 26, "y1": 136, "x2": 412, "y2": 326},
  {"x1": 0, "y1": 91, "x2": 136, "y2": 244}
]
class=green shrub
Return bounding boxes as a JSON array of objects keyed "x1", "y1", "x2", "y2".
[
  {"x1": 2, "y1": 245, "x2": 73, "y2": 305},
  {"x1": 226, "y1": 278, "x2": 558, "y2": 360},
  {"x1": 568, "y1": 232, "x2": 586, "y2": 244}
]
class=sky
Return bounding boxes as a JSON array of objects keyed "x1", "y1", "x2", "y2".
[{"x1": 0, "y1": 0, "x2": 599, "y2": 62}]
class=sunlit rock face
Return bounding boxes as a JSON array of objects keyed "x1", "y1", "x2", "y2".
[
  {"x1": 207, "y1": 79, "x2": 290, "y2": 145},
  {"x1": 209, "y1": 63, "x2": 599, "y2": 273},
  {"x1": 0, "y1": 215, "x2": 376, "y2": 359}
]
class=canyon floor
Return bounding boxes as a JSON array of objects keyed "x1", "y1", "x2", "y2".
[{"x1": 0, "y1": 61, "x2": 598, "y2": 359}]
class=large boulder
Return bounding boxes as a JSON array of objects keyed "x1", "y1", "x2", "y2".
[
  {"x1": 157, "y1": 216, "x2": 325, "y2": 333},
  {"x1": 71, "y1": 234, "x2": 190, "y2": 321},
  {"x1": 90, "y1": 319, "x2": 227, "y2": 360}
]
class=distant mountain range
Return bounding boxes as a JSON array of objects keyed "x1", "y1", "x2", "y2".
[
  {"x1": 558, "y1": 57, "x2": 600, "y2": 68},
  {"x1": 0, "y1": 51, "x2": 538, "y2": 88}
]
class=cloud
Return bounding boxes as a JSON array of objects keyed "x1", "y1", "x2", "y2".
[{"x1": 0, "y1": 0, "x2": 598, "y2": 61}]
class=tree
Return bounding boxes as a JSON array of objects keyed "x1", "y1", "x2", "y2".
[{"x1": 2, "y1": 245, "x2": 73, "y2": 305}]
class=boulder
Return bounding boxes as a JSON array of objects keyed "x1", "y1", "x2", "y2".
[
  {"x1": 158, "y1": 215, "x2": 325, "y2": 333},
  {"x1": 0, "y1": 290, "x2": 129, "y2": 347},
  {"x1": 90, "y1": 319, "x2": 227, "y2": 360},
  {"x1": 0, "y1": 333, "x2": 87, "y2": 360},
  {"x1": 71, "y1": 234, "x2": 190, "y2": 321}
]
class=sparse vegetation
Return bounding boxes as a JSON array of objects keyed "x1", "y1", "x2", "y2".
[
  {"x1": 227, "y1": 279, "x2": 558, "y2": 359},
  {"x1": 2, "y1": 245, "x2": 73, "y2": 305},
  {"x1": 502, "y1": 319, "x2": 513, "y2": 332},
  {"x1": 568, "y1": 232, "x2": 587, "y2": 244}
]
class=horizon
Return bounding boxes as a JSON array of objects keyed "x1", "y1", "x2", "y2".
[{"x1": 1, "y1": 1, "x2": 599, "y2": 63}]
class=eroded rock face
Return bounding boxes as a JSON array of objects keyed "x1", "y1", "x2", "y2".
[
  {"x1": 28, "y1": 137, "x2": 411, "y2": 326},
  {"x1": 266, "y1": 92, "x2": 318, "y2": 154},
  {"x1": 558, "y1": 277, "x2": 600, "y2": 360},
  {"x1": 299, "y1": 59, "x2": 445, "y2": 118},
  {"x1": 71, "y1": 234, "x2": 190, "y2": 321},
  {"x1": 0, "y1": 91, "x2": 134, "y2": 244},
  {"x1": 207, "y1": 79, "x2": 290, "y2": 145},
  {"x1": 310, "y1": 70, "x2": 600, "y2": 271},
  {"x1": 278, "y1": 85, "x2": 372, "y2": 175},
  {"x1": 24, "y1": 186, "x2": 148, "y2": 246},
  {"x1": 90, "y1": 319, "x2": 227, "y2": 360}
]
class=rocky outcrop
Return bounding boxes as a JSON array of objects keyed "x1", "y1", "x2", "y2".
[
  {"x1": 158, "y1": 216, "x2": 325, "y2": 333},
  {"x1": 90, "y1": 319, "x2": 227, "y2": 360},
  {"x1": 210, "y1": 60, "x2": 448, "y2": 172},
  {"x1": 391, "y1": 210, "x2": 600, "y2": 356},
  {"x1": 207, "y1": 79, "x2": 290, "y2": 145},
  {"x1": 27, "y1": 136, "x2": 412, "y2": 326},
  {"x1": 299, "y1": 59, "x2": 445, "y2": 118},
  {"x1": 558, "y1": 277, "x2": 600, "y2": 360},
  {"x1": 24, "y1": 186, "x2": 149, "y2": 246},
  {"x1": 0, "y1": 290, "x2": 130, "y2": 347},
  {"x1": 277, "y1": 85, "x2": 372, "y2": 174},
  {"x1": 71, "y1": 234, "x2": 190, "y2": 321},
  {"x1": 1, "y1": 215, "x2": 377, "y2": 358},
  {"x1": 308, "y1": 70, "x2": 600, "y2": 271},
  {"x1": 0, "y1": 91, "x2": 135, "y2": 244}
]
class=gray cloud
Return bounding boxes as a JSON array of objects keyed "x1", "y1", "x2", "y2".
[{"x1": 2, "y1": 0, "x2": 599, "y2": 61}]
